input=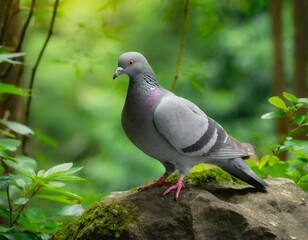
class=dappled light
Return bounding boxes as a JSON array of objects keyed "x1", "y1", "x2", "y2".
[{"x1": 0, "y1": 0, "x2": 307, "y2": 238}]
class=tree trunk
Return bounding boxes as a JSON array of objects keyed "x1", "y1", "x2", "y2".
[
  {"x1": 293, "y1": 0, "x2": 308, "y2": 98},
  {"x1": 0, "y1": 0, "x2": 23, "y2": 122},
  {"x1": 293, "y1": 0, "x2": 308, "y2": 141},
  {"x1": 271, "y1": 0, "x2": 288, "y2": 159}
]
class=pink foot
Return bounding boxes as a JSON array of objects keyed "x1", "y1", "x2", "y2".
[
  {"x1": 138, "y1": 172, "x2": 171, "y2": 190},
  {"x1": 162, "y1": 176, "x2": 185, "y2": 199}
]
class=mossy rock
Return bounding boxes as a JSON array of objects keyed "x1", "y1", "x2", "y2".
[
  {"x1": 165, "y1": 164, "x2": 244, "y2": 186},
  {"x1": 53, "y1": 166, "x2": 251, "y2": 240},
  {"x1": 53, "y1": 177, "x2": 308, "y2": 240},
  {"x1": 53, "y1": 200, "x2": 137, "y2": 240},
  {"x1": 129, "y1": 165, "x2": 243, "y2": 193}
]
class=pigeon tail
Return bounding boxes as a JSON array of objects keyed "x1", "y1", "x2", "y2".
[{"x1": 217, "y1": 157, "x2": 268, "y2": 190}]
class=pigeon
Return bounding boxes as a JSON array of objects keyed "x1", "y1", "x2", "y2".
[{"x1": 113, "y1": 52, "x2": 268, "y2": 199}]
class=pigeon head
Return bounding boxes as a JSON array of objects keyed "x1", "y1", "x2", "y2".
[{"x1": 113, "y1": 52, "x2": 155, "y2": 80}]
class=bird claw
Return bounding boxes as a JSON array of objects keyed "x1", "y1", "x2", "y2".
[
  {"x1": 138, "y1": 180, "x2": 172, "y2": 191},
  {"x1": 138, "y1": 172, "x2": 171, "y2": 191},
  {"x1": 138, "y1": 173, "x2": 185, "y2": 199},
  {"x1": 162, "y1": 176, "x2": 185, "y2": 200}
]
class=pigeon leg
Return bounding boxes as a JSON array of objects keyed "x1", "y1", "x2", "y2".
[
  {"x1": 162, "y1": 176, "x2": 185, "y2": 199},
  {"x1": 138, "y1": 172, "x2": 172, "y2": 190}
]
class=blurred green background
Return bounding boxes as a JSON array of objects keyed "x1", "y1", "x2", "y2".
[{"x1": 18, "y1": 0, "x2": 295, "y2": 205}]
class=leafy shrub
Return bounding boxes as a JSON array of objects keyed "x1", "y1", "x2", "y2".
[
  {"x1": 0, "y1": 81, "x2": 85, "y2": 239},
  {"x1": 249, "y1": 92, "x2": 308, "y2": 190}
]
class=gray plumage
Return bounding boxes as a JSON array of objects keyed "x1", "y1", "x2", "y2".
[{"x1": 113, "y1": 52, "x2": 268, "y2": 199}]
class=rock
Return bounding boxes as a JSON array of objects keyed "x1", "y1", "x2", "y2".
[{"x1": 53, "y1": 171, "x2": 307, "y2": 240}]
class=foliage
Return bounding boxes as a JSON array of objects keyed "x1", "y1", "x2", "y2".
[
  {"x1": 0, "y1": 47, "x2": 25, "y2": 65},
  {"x1": 249, "y1": 92, "x2": 308, "y2": 190},
  {"x1": 20, "y1": 0, "x2": 282, "y2": 199},
  {"x1": 1, "y1": 0, "x2": 305, "y2": 238},
  {"x1": 0, "y1": 83, "x2": 85, "y2": 239},
  {"x1": 4, "y1": 0, "x2": 301, "y2": 223}
]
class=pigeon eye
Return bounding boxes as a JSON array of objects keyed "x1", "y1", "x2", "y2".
[{"x1": 128, "y1": 60, "x2": 135, "y2": 65}]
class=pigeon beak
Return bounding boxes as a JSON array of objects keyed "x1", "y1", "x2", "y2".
[{"x1": 113, "y1": 67, "x2": 124, "y2": 80}]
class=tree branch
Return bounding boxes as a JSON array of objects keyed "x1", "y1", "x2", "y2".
[
  {"x1": 0, "y1": 0, "x2": 36, "y2": 79},
  {"x1": 171, "y1": 0, "x2": 190, "y2": 91},
  {"x1": 0, "y1": 0, "x2": 13, "y2": 43},
  {"x1": 22, "y1": 0, "x2": 60, "y2": 153},
  {"x1": 6, "y1": 186, "x2": 13, "y2": 227},
  {"x1": 16, "y1": 0, "x2": 36, "y2": 52},
  {"x1": 10, "y1": 185, "x2": 41, "y2": 227}
]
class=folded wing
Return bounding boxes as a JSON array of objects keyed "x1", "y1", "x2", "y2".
[{"x1": 153, "y1": 96, "x2": 255, "y2": 159}]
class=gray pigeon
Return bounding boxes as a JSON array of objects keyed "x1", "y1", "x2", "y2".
[{"x1": 113, "y1": 52, "x2": 268, "y2": 199}]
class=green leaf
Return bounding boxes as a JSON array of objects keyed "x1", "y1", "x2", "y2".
[
  {"x1": 270, "y1": 162, "x2": 289, "y2": 177},
  {"x1": 43, "y1": 181, "x2": 66, "y2": 188},
  {"x1": 32, "y1": 176, "x2": 47, "y2": 186},
  {"x1": 57, "y1": 204, "x2": 84, "y2": 216},
  {"x1": 283, "y1": 92, "x2": 298, "y2": 103},
  {"x1": 52, "y1": 175, "x2": 85, "y2": 181},
  {"x1": 15, "y1": 177, "x2": 31, "y2": 191},
  {"x1": 38, "y1": 187, "x2": 82, "y2": 202},
  {"x1": 0, "y1": 52, "x2": 25, "y2": 58},
  {"x1": 0, "y1": 129, "x2": 16, "y2": 138},
  {"x1": 0, "y1": 174, "x2": 13, "y2": 189},
  {"x1": 15, "y1": 168, "x2": 36, "y2": 179},
  {"x1": 34, "y1": 129, "x2": 58, "y2": 148},
  {"x1": 0, "y1": 138, "x2": 21, "y2": 151},
  {"x1": 0, "y1": 52, "x2": 25, "y2": 64},
  {"x1": 1, "y1": 229, "x2": 41, "y2": 240},
  {"x1": 24, "y1": 208, "x2": 45, "y2": 224},
  {"x1": 41, "y1": 187, "x2": 82, "y2": 198},
  {"x1": 36, "y1": 193, "x2": 81, "y2": 204},
  {"x1": 43, "y1": 163, "x2": 73, "y2": 178},
  {"x1": 268, "y1": 96, "x2": 287, "y2": 111},
  {"x1": 261, "y1": 111, "x2": 285, "y2": 120},
  {"x1": 268, "y1": 155, "x2": 280, "y2": 166},
  {"x1": 35, "y1": 194, "x2": 73, "y2": 204},
  {"x1": 46, "y1": 167, "x2": 84, "y2": 181},
  {"x1": 297, "y1": 175, "x2": 308, "y2": 191},
  {"x1": 52, "y1": 166, "x2": 83, "y2": 177},
  {"x1": 298, "y1": 98, "x2": 308, "y2": 105},
  {"x1": 37, "y1": 170, "x2": 45, "y2": 177},
  {"x1": 0, "y1": 150, "x2": 12, "y2": 157},
  {"x1": 292, "y1": 114, "x2": 305, "y2": 125},
  {"x1": 284, "y1": 139, "x2": 308, "y2": 149},
  {"x1": 0, "y1": 120, "x2": 34, "y2": 136},
  {"x1": 258, "y1": 155, "x2": 270, "y2": 169},
  {"x1": 0, "y1": 83, "x2": 28, "y2": 96},
  {"x1": 13, "y1": 197, "x2": 29, "y2": 205},
  {"x1": 4, "y1": 159, "x2": 36, "y2": 178},
  {"x1": 297, "y1": 157, "x2": 308, "y2": 163},
  {"x1": 0, "y1": 58, "x2": 22, "y2": 64},
  {"x1": 15, "y1": 155, "x2": 37, "y2": 170},
  {"x1": 0, "y1": 207, "x2": 10, "y2": 219},
  {"x1": 0, "y1": 226, "x2": 10, "y2": 233}
]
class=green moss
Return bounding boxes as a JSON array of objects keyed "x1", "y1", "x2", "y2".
[
  {"x1": 166, "y1": 164, "x2": 244, "y2": 186},
  {"x1": 53, "y1": 200, "x2": 137, "y2": 240},
  {"x1": 186, "y1": 168, "x2": 243, "y2": 185},
  {"x1": 133, "y1": 164, "x2": 245, "y2": 192}
]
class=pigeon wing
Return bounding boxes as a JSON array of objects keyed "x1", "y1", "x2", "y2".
[{"x1": 153, "y1": 96, "x2": 254, "y2": 158}]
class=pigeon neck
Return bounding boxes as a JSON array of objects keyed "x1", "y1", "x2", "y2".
[
  {"x1": 125, "y1": 73, "x2": 162, "y2": 109},
  {"x1": 129, "y1": 72, "x2": 161, "y2": 91}
]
